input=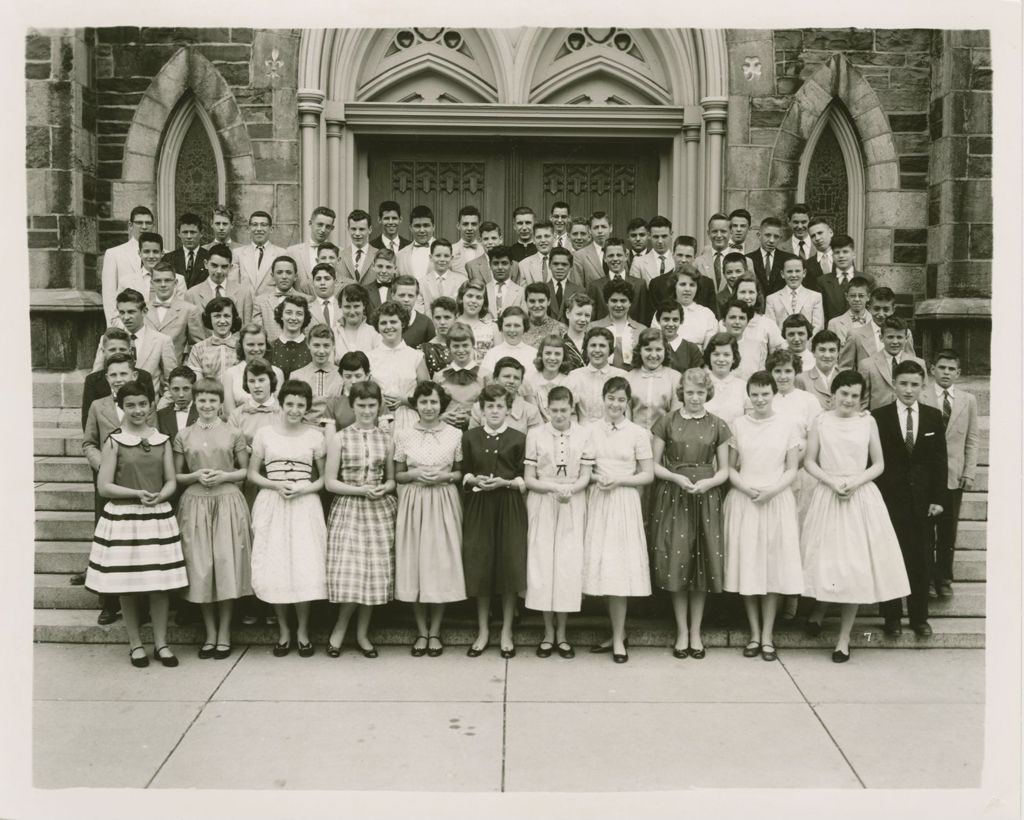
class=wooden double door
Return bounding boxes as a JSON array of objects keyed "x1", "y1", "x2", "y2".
[{"x1": 367, "y1": 137, "x2": 661, "y2": 240}]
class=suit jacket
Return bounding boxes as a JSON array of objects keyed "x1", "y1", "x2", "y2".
[
  {"x1": 82, "y1": 396, "x2": 155, "y2": 471},
  {"x1": 872, "y1": 402, "x2": 948, "y2": 520},
  {"x1": 161, "y1": 246, "x2": 211, "y2": 290},
  {"x1": 415, "y1": 271, "x2": 468, "y2": 314},
  {"x1": 746, "y1": 248, "x2": 794, "y2": 297},
  {"x1": 630, "y1": 252, "x2": 675, "y2": 284},
  {"x1": 517, "y1": 253, "x2": 554, "y2": 286},
  {"x1": 450, "y1": 240, "x2": 486, "y2": 276},
  {"x1": 235, "y1": 242, "x2": 286, "y2": 297},
  {"x1": 81, "y1": 368, "x2": 155, "y2": 431},
  {"x1": 337, "y1": 245, "x2": 378, "y2": 286},
  {"x1": 545, "y1": 279, "x2": 583, "y2": 321},
  {"x1": 859, "y1": 350, "x2": 926, "y2": 411},
  {"x1": 142, "y1": 297, "x2": 206, "y2": 360},
  {"x1": 185, "y1": 279, "x2": 254, "y2": 326},
  {"x1": 920, "y1": 385, "x2": 980, "y2": 489},
  {"x1": 827, "y1": 311, "x2": 872, "y2": 347},
  {"x1": 486, "y1": 280, "x2": 525, "y2": 314},
  {"x1": 590, "y1": 317, "x2": 648, "y2": 370},
  {"x1": 284, "y1": 241, "x2": 321, "y2": 296},
  {"x1": 156, "y1": 403, "x2": 199, "y2": 439},
  {"x1": 308, "y1": 296, "x2": 336, "y2": 329},
  {"x1": 693, "y1": 247, "x2": 754, "y2": 296},
  {"x1": 838, "y1": 322, "x2": 917, "y2": 371},
  {"x1": 100, "y1": 239, "x2": 142, "y2": 322},
  {"x1": 253, "y1": 290, "x2": 311, "y2": 343},
  {"x1": 587, "y1": 275, "x2": 650, "y2": 325},
  {"x1": 794, "y1": 367, "x2": 842, "y2": 411},
  {"x1": 801, "y1": 253, "x2": 827, "y2": 292},
  {"x1": 402, "y1": 312, "x2": 436, "y2": 348},
  {"x1": 817, "y1": 270, "x2": 875, "y2": 324},
  {"x1": 765, "y1": 286, "x2": 825, "y2": 333},
  {"x1": 466, "y1": 254, "x2": 520, "y2": 286},
  {"x1": 570, "y1": 244, "x2": 606, "y2": 289},
  {"x1": 666, "y1": 338, "x2": 704, "y2": 374},
  {"x1": 96, "y1": 328, "x2": 176, "y2": 396},
  {"x1": 370, "y1": 234, "x2": 411, "y2": 251}
]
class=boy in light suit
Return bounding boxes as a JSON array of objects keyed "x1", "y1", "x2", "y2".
[
  {"x1": 838, "y1": 286, "x2": 917, "y2": 371},
  {"x1": 485, "y1": 246, "x2": 525, "y2": 314},
  {"x1": 101, "y1": 205, "x2": 154, "y2": 323},
  {"x1": 766, "y1": 257, "x2": 824, "y2": 333},
  {"x1": 858, "y1": 316, "x2": 925, "y2": 410},
  {"x1": 235, "y1": 210, "x2": 285, "y2": 297},
  {"x1": 415, "y1": 239, "x2": 468, "y2": 313},
  {"x1": 185, "y1": 244, "x2": 254, "y2": 325},
  {"x1": 252, "y1": 256, "x2": 310, "y2": 343},
  {"x1": 826, "y1": 276, "x2": 873, "y2": 346},
  {"x1": 920, "y1": 349, "x2": 979, "y2": 599}
]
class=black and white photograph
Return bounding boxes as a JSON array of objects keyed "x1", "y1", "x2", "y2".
[{"x1": 3, "y1": 0, "x2": 1020, "y2": 816}]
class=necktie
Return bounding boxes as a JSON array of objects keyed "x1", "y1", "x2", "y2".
[
  {"x1": 822, "y1": 252, "x2": 832, "y2": 274},
  {"x1": 186, "y1": 249, "x2": 195, "y2": 278},
  {"x1": 355, "y1": 248, "x2": 363, "y2": 269},
  {"x1": 555, "y1": 281, "x2": 564, "y2": 313},
  {"x1": 942, "y1": 390, "x2": 952, "y2": 425},
  {"x1": 541, "y1": 255, "x2": 548, "y2": 282},
  {"x1": 323, "y1": 300, "x2": 332, "y2": 328},
  {"x1": 905, "y1": 407, "x2": 915, "y2": 454},
  {"x1": 892, "y1": 355, "x2": 899, "y2": 378},
  {"x1": 216, "y1": 285, "x2": 223, "y2": 299},
  {"x1": 790, "y1": 289, "x2": 798, "y2": 314},
  {"x1": 257, "y1": 245, "x2": 264, "y2": 269},
  {"x1": 658, "y1": 255, "x2": 666, "y2": 276},
  {"x1": 765, "y1": 251, "x2": 772, "y2": 274},
  {"x1": 316, "y1": 370, "x2": 325, "y2": 395},
  {"x1": 389, "y1": 240, "x2": 397, "y2": 253},
  {"x1": 496, "y1": 284, "x2": 504, "y2": 312},
  {"x1": 713, "y1": 252, "x2": 722, "y2": 288},
  {"x1": 798, "y1": 240, "x2": 806, "y2": 259}
]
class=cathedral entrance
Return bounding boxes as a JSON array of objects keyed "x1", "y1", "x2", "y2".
[{"x1": 366, "y1": 136, "x2": 662, "y2": 238}]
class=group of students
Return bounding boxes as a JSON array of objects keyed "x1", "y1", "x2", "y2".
[{"x1": 80, "y1": 199, "x2": 979, "y2": 670}]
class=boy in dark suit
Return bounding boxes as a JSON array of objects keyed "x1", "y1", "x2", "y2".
[
  {"x1": 746, "y1": 216, "x2": 793, "y2": 297},
  {"x1": 156, "y1": 366, "x2": 198, "y2": 439},
  {"x1": 872, "y1": 360, "x2": 947, "y2": 637}
]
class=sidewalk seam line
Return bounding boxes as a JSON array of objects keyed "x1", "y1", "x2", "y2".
[
  {"x1": 144, "y1": 645, "x2": 249, "y2": 788},
  {"x1": 501, "y1": 658, "x2": 509, "y2": 792},
  {"x1": 777, "y1": 657, "x2": 866, "y2": 789}
]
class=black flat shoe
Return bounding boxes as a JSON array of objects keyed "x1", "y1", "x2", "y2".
[
  {"x1": 213, "y1": 644, "x2": 232, "y2": 660},
  {"x1": 360, "y1": 645, "x2": 379, "y2": 659},
  {"x1": 500, "y1": 646, "x2": 516, "y2": 659},
  {"x1": 672, "y1": 647, "x2": 689, "y2": 659},
  {"x1": 411, "y1": 636, "x2": 428, "y2": 657},
  {"x1": 69, "y1": 573, "x2": 86, "y2": 586},
  {"x1": 832, "y1": 649, "x2": 850, "y2": 663},
  {"x1": 273, "y1": 640, "x2": 291, "y2": 657},
  {"x1": 153, "y1": 646, "x2": 179, "y2": 668},
  {"x1": 97, "y1": 609, "x2": 121, "y2": 626},
  {"x1": 198, "y1": 643, "x2": 216, "y2": 659},
  {"x1": 426, "y1": 636, "x2": 443, "y2": 657},
  {"x1": 689, "y1": 647, "x2": 706, "y2": 660},
  {"x1": 612, "y1": 652, "x2": 628, "y2": 664},
  {"x1": 466, "y1": 644, "x2": 486, "y2": 658},
  {"x1": 327, "y1": 643, "x2": 342, "y2": 658},
  {"x1": 129, "y1": 646, "x2": 149, "y2": 668},
  {"x1": 297, "y1": 641, "x2": 315, "y2": 658},
  {"x1": 742, "y1": 641, "x2": 761, "y2": 658},
  {"x1": 590, "y1": 638, "x2": 627, "y2": 654},
  {"x1": 805, "y1": 619, "x2": 823, "y2": 638},
  {"x1": 761, "y1": 645, "x2": 777, "y2": 662},
  {"x1": 536, "y1": 641, "x2": 554, "y2": 658},
  {"x1": 556, "y1": 641, "x2": 575, "y2": 659}
]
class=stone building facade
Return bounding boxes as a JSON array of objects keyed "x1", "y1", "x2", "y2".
[{"x1": 26, "y1": 27, "x2": 991, "y2": 380}]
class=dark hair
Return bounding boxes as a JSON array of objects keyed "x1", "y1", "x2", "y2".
[
  {"x1": 487, "y1": 245, "x2": 513, "y2": 263},
  {"x1": 589, "y1": 211, "x2": 610, "y2": 225},
  {"x1": 869, "y1": 286, "x2": 897, "y2": 303},
  {"x1": 564, "y1": 292, "x2": 593, "y2": 314},
  {"x1": 430, "y1": 296, "x2": 458, "y2": 317},
  {"x1": 278, "y1": 379, "x2": 313, "y2": 410},
  {"x1": 532, "y1": 219, "x2": 554, "y2": 235},
  {"x1": 374, "y1": 300, "x2": 410, "y2": 331},
  {"x1": 932, "y1": 347, "x2": 961, "y2": 366},
  {"x1": 604, "y1": 236, "x2": 626, "y2": 252},
  {"x1": 707, "y1": 212, "x2": 730, "y2": 229},
  {"x1": 456, "y1": 280, "x2": 489, "y2": 317},
  {"x1": 391, "y1": 274, "x2": 419, "y2": 293},
  {"x1": 547, "y1": 385, "x2": 574, "y2": 407},
  {"x1": 103, "y1": 352, "x2": 134, "y2": 374},
  {"x1": 723, "y1": 252, "x2": 747, "y2": 270},
  {"x1": 211, "y1": 204, "x2": 234, "y2": 221},
  {"x1": 192, "y1": 377, "x2": 225, "y2": 401},
  {"x1": 602, "y1": 277, "x2": 635, "y2": 303},
  {"x1": 243, "y1": 357, "x2": 278, "y2": 394},
  {"x1": 648, "y1": 215, "x2": 672, "y2": 232},
  {"x1": 830, "y1": 369, "x2": 866, "y2": 396},
  {"x1": 493, "y1": 356, "x2": 526, "y2": 378},
  {"x1": 317, "y1": 241, "x2": 340, "y2": 255},
  {"x1": 339, "y1": 283, "x2": 371, "y2": 315},
  {"x1": 786, "y1": 203, "x2": 811, "y2": 219},
  {"x1": 602, "y1": 375, "x2": 631, "y2": 399},
  {"x1": 115, "y1": 381, "x2": 154, "y2": 408},
  {"x1": 674, "y1": 235, "x2": 698, "y2": 251},
  {"x1": 893, "y1": 360, "x2": 926, "y2": 381},
  {"x1": 409, "y1": 380, "x2": 451, "y2": 413},
  {"x1": 204, "y1": 295, "x2": 242, "y2": 332},
  {"x1": 880, "y1": 316, "x2": 908, "y2": 333},
  {"x1": 524, "y1": 281, "x2": 550, "y2": 300},
  {"x1": 167, "y1": 364, "x2": 196, "y2": 384},
  {"x1": 177, "y1": 212, "x2": 202, "y2": 230},
  {"x1": 311, "y1": 262, "x2": 336, "y2": 280},
  {"x1": 348, "y1": 380, "x2": 383, "y2": 406},
  {"x1": 746, "y1": 370, "x2": 778, "y2": 395},
  {"x1": 116, "y1": 288, "x2": 147, "y2": 309},
  {"x1": 375, "y1": 248, "x2": 396, "y2": 264},
  {"x1": 409, "y1": 205, "x2": 434, "y2": 223},
  {"x1": 478, "y1": 382, "x2": 513, "y2": 409},
  {"x1": 830, "y1": 234, "x2": 855, "y2": 250},
  {"x1": 728, "y1": 208, "x2": 752, "y2": 225},
  {"x1": 129, "y1": 205, "x2": 154, "y2": 223},
  {"x1": 782, "y1": 313, "x2": 814, "y2": 334},
  {"x1": 497, "y1": 305, "x2": 528, "y2": 331},
  {"x1": 550, "y1": 200, "x2": 570, "y2": 214},
  {"x1": 632, "y1": 327, "x2": 668, "y2": 367},
  {"x1": 271, "y1": 255, "x2": 297, "y2": 275},
  {"x1": 847, "y1": 276, "x2": 873, "y2": 293},
  {"x1": 584, "y1": 326, "x2": 614, "y2": 350},
  {"x1": 703, "y1": 332, "x2": 741, "y2": 370},
  {"x1": 347, "y1": 208, "x2": 372, "y2": 226},
  {"x1": 722, "y1": 298, "x2": 754, "y2": 321},
  {"x1": 549, "y1": 246, "x2": 572, "y2": 264},
  {"x1": 765, "y1": 348, "x2": 800, "y2": 374},
  {"x1": 249, "y1": 210, "x2": 273, "y2": 225},
  {"x1": 533, "y1": 334, "x2": 570, "y2": 374},
  {"x1": 654, "y1": 300, "x2": 683, "y2": 321},
  {"x1": 311, "y1": 206, "x2": 337, "y2": 222},
  {"x1": 378, "y1": 200, "x2": 401, "y2": 218},
  {"x1": 138, "y1": 232, "x2": 163, "y2": 251},
  {"x1": 339, "y1": 351, "x2": 371, "y2": 374},
  {"x1": 430, "y1": 238, "x2": 453, "y2": 255},
  {"x1": 808, "y1": 217, "x2": 831, "y2": 231},
  {"x1": 479, "y1": 220, "x2": 501, "y2": 235},
  {"x1": 760, "y1": 216, "x2": 784, "y2": 230},
  {"x1": 207, "y1": 242, "x2": 233, "y2": 263},
  {"x1": 626, "y1": 217, "x2": 649, "y2": 233},
  {"x1": 272, "y1": 294, "x2": 311, "y2": 332},
  {"x1": 307, "y1": 324, "x2": 334, "y2": 344},
  {"x1": 512, "y1": 205, "x2": 535, "y2": 219},
  {"x1": 458, "y1": 204, "x2": 481, "y2": 221},
  {"x1": 101, "y1": 327, "x2": 132, "y2": 347},
  {"x1": 810, "y1": 329, "x2": 842, "y2": 351}
]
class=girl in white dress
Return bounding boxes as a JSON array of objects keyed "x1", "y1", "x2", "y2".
[
  {"x1": 368, "y1": 301, "x2": 430, "y2": 431},
  {"x1": 222, "y1": 324, "x2": 285, "y2": 417},
  {"x1": 582, "y1": 377, "x2": 655, "y2": 663},
  {"x1": 723, "y1": 371, "x2": 804, "y2": 662},
  {"x1": 801, "y1": 370, "x2": 911, "y2": 662},
  {"x1": 626, "y1": 328, "x2": 681, "y2": 432},
  {"x1": 247, "y1": 380, "x2": 328, "y2": 658},
  {"x1": 523, "y1": 386, "x2": 594, "y2": 659},
  {"x1": 702, "y1": 332, "x2": 748, "y2": 429}
]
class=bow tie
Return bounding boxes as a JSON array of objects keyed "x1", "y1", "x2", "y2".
[
  {"x1": 851, "y1": 316, "x2": 868, "y2": 325},
  {"x1": 208, "y1": 336, "x2": 234, "y2": 347},
  {"x1": 243, "y1": 404, "x2": 274, "y2": 414},
  {"x1": 152, "y1": 302, "x2": 172, "y2": 309},
  {"x1": 728, "y1": 244, "x2": 744, "y2": 251},
  {"x1": 463, "y1": 243, "x2": 477, "y2": 250}
]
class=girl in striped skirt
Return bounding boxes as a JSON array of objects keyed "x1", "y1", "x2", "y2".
[{"x1": 85, "y1": 381, "x2": 188, "y2": 668}]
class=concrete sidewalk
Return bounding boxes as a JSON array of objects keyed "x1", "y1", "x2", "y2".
[{"x1": 33, "y1": 644, "x2": 983, "y2": 791}]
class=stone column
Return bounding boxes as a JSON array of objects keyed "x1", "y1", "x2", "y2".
[
  {"x1": 682, "y1": 107, "x2": 703, "y2": 238},
  {"x1": 325, "y1": 102, "x2": 345, "y2": 222},
  {"x1": 701, "y1": 97, "x2": 729, "y2": 223},
  {"x1": 917, "y1": 31, "x2": 991, "y2": 374},
  {"x1": 297, "y1": 89, "x2": 325, "y2": 230}
]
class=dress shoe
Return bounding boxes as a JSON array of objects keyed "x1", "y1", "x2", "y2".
[
  {"x1": 297, "y1": 641, "x2": 315, "y2": 658},
  {"x1": 672, "y1": 647, "x2": 689, "y2": 659},
  {"x1": 612, "y1": 651, "x2": 628, "y2": 664},
  {"x1": 937, "y1": 582, "x2": 953, "y2": 599},
  {"x1": 911, "y1": 622, "x2": 933, "y2": 637},
  {"x1": 129, "y1": 646, "x2": 149, "y2": 668},
  {"x1": 831, "y1": 649, "x2": 851, "y2": 663},
  {"x1": 742, "y1": 641, "x2": 761, "y2": 658},
  {"x1": 411, "y1": 636, "x2": 428, "y2": 657},
  {"x1": 359, "y1": 645, "x2": 379, "y2": 659},
  {"x1": 761, "y1": 645, "x2": 777, "y2": 662},
  {"x1": 272, "y1": 640, "x2": 291, "y2": 657},
  {"x1": 805, "y1": 619, "x2": 823, "y2": 638},
  {"x1": 97, "y1": 608, "x2": 121, "y2": 626},
  {"x1": 536, "y1": 641, "x2": 554, "y2": 658},
  {"x1": 327, "y1": 643, "x2": 342, "y2": 658},
  {"x1": 198, "y1": 643, "x2": 216, "y2": 659},
  {"x1": 882, "y1": 620, "x2": 903, "y2": 638},
  {"x1": 213, "y1": 644, "x2": 232, "y2": 660},
  {"x1": 466, "y1": 644, "x2": 485, "y2": 658},
  {"x1": 153, "y1": 646, "x2": 179, "y2": 667},
  {"x1": 500, "y1": 646, "x2": 516, "y2": 659},
  {"x1": 556, "y1": 641, "x2": 575, "y2": 659},
  {"x1": 426, "y1": 636, "x2": 444, "y2": 658},
  {"x1": 69, "y1": 573, "x2": 86, "y2": 586},
  {"x1": 689, "y1": 647, "x2": 706, "y2": 660}
]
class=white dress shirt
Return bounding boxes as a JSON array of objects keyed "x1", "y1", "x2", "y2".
[
  {"x1": 351, "y1": 244, "x2": 369, "y2": 271},
  {"x1": 897, "y1": 401, "x2": 919, "y2": 441},
  {"x1": 408, "y1": 241, "x2": 433, "y2": 279},
  {"x1": 175, "y1": 403, "x2": 192, "y2": 432}
]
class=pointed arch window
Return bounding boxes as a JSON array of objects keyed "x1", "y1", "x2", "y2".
[
  {"x1": 797, "y1": 103, "x2": 865, "y2": 254},
  {"x1": 157, "y1": 95, "x2": 227, "y2": 244}
]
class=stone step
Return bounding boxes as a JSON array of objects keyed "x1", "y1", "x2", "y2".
[
  {"x1": 956, "y1": 521, "x2": 987, "y2": 550},
  {"x1": 34, "y1": 457, "x2": 92, "y2": 483},
  {"x1": 35, "y1": 511, "x2": 94, "y2": 541},
  {"x1": 35, "y1": 574, "x2": 100, "y2": 608},
  {"x1": 973, "y1": 466, "x2": 988, "y2": 492},
  {"x1": 34, "y1": 428, "x2": 83, "y2": 457},
  {"x1": 34, "y1": 541, "x2": 90, "y2": 573},
  {"x1": 35, "y1": 483, "x2": 94, "y2": 512},
  {"x1": 954, "y1": 551, "x2": 986, "y2": 581},
  {"x1": 959, "y1": 492, "x2": 987, "y2": 521},
  {"x1": 31, "y1": 608, "x2": 985, "y2": 649},
  {"x1": 33, "y1": 408, "x2": 84, "y2": 428}
]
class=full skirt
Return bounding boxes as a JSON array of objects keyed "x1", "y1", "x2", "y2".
[
  {"x1": 176, "y1": 485, "x2": 253, "y2": 603},
  {"x1": 582, "y1": 486, "x2": 652, "y2": 597},
  {"x1": 394, "y1": 484, "x2": 466, "y2": 603},
  {"x1": 524, "y1": 489, "x2": 586, "y2": 612},
  {"x1": 723, "y1": 488, "x2": 803, "y2": 596},
  {"x1": 326, "y1": 494, "x2": 398, "y2": 605},
  {"x1": 462, "y1": 489, "x2": 528, "y2": 596},
  {"x1": 250, "y1": 489, "x2": 327, "y2": 603}
]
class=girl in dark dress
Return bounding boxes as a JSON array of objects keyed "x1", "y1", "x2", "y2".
[
  {"x1": 269, "y1": 294, "x2": 313, "y2": 379},
  {"x1": 461, "y1": 383, "x2": 529, "y2": 658}
]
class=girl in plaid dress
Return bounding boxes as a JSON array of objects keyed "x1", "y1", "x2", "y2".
[{"x1": 324, "y1": 380, "x2": 398, "y2": 658}]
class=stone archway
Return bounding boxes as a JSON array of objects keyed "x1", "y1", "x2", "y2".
[{"x1": 114, "y1": 48, "x2": 255, "y2": 225}]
